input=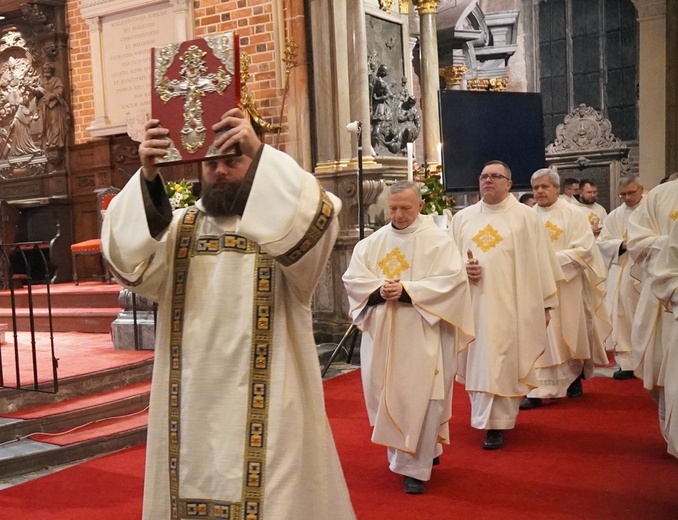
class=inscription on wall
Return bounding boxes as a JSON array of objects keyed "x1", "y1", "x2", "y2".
[{"x1": 102, "y1": 4, "x2": 176, "y2": 125}]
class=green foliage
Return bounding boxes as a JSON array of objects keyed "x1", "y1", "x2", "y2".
[{"x1": 414, "y1": 164, "x2": 455, "y2": 215}]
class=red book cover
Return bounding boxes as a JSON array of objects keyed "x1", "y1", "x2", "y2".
[{"x1": 151, "y1": 32, "x2": 240, "y2": 166}]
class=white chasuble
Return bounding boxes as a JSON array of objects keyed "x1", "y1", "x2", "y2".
[
  {"x1": 102, "y1": 145, "x2": 356, "y2": 520},
  {"x1": 572, "y1": 199, "x2": 608, "y2": 228},
  {"x1": 532, "y1": 199, "x2": 609, "y2": 390},
  {"x1": 627, "y1": 181, "x2": 678, "y2": 389},
  {"x1": 649, "y1": 222, "x2": 678, "y2": 458},
  {"x1": 449, "y1": 195, "x2": 561, "y2": 396},
  {"x1": 597, "y1": 202, "x2": 642, "y2": 358},
  {"x1": 343, "y1": 216, "x2": 473, "y2": 453}
]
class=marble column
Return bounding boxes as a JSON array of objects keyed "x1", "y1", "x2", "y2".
[
  {"x1": 632, "y1": 0, "x2": 667, "y2": 188},
  {"x1": 347, "y1": 0, "x2": 373, "y2": 162},
  {"x1": 84, "y1": 17, "x2": 111, "y2": 131},
  {"x1": 414, "y1": 0, "x2": 442, "y2": 167}
]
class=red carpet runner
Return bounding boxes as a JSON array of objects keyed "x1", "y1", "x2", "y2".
[{"x1": 1, "y1": 370, "x2": 676, "y2": 519}]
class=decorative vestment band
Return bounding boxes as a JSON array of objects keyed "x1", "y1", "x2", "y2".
[
  {"x1": 169, "y1": 206, "x2": 275, "y2": 520},
  {"x1": 275, "y1": 189, "x2": 334, "y2": 266}
]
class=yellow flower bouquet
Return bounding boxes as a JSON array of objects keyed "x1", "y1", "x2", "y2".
[{"x1": 165, "y1": 179, "x2": 197, "y2": 209}]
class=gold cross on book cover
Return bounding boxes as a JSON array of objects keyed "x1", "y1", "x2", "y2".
[{"x1": 151, "y1": 32, "x2": 241, "y2": 166}]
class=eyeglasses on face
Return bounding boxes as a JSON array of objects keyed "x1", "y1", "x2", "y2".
[
  {"x1": 619, "y1": 187, "x2": 641, "y2": 198},
  {"x1": 479, "y1": 173, "x2": 510, "y2": 182}
]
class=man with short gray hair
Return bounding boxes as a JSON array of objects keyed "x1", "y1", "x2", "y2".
[
  {"x1": 597, "y1": 174, "x2": 644, "y2": 379},
  {"x1": 343, "y1": 180, "x2": 473, "y2": 494},
  {"x1": 521, "y1": 168, "x2": 609, "y2": 409}
]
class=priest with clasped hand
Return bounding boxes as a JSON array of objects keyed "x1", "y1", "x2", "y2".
[{"x1": 343, "y1": 180, "x2": 474, "y2": 495}]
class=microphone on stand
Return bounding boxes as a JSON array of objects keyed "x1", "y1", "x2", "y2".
[{"x1": 346, "y1": 121, "x2": 364, "y2": 240}]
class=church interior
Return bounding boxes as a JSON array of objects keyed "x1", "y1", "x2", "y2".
[{"x1": 0, "y1": 0, "x2": 676, "y2": 518}]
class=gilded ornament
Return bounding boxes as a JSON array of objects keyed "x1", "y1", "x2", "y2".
[
  {"x1": 670, "y1": 210, "x2": 678, "y2": 221},
  {"x1": 466, "y1": 78, "x2": 491, "y2": 91},
  {"x1": 413, "y1": 0, "x2": 440, "y2": 15},
  {"x1": 488, "y1": 77, "x2": 508, "y2": 92},
  {"x1": 440, "y1": 65, "x2": 467, "y2": 88},
  {"x1": 379, "y1": 0, "x2": 395, "y2": 13},
  {"x1": 544, "y1": 221, "x2": 563, "y2": 242},
  {"x1": 472, "y1": 225, "x2": 504, "y2": 252},
  {"x1": 378, "y1": 247, "x2": 411, "y2": 279}
]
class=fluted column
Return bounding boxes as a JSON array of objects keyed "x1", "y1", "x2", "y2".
[
  {"x1": 414, "y1": 0, "x2": 441, "y2": 167},
  {"x1": 632, "y1": 0, "x2": 667, "y2": 187}
]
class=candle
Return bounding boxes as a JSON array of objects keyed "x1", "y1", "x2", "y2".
[
  {"x1": 407, "y1": 142, "x2": 413, "y2": 182},
  {"x1": 437, "y1": 142, "x2": 443, "y2": 166}
]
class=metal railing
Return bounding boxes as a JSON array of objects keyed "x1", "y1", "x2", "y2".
[{"x1": 0, "y1": 242, "x2": 58, "y2": 393}]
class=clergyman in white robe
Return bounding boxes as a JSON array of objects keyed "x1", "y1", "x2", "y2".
[
  {"x1": 649, "y1": 221, "x2": 678, "y2": 459},
  {"x1": 528, "y1": 195, "x2": 609, "y2": 400},
  {"x1": 626, "y1": 180, "x2": 678, "y2": 389},
  {"x1": 597, "y1": 183, "x2": 644, "y2": 373},
  {"x1": 626, "y1": 179, "x2": 678, "y2": 437},
  {"x1": 102, "y1": 142, "x2": 356, "y2": 519},
  {"x1": 343, "y1": 212, "x2": 473, "y2": 483},
  {"x1": 449, "y1": 193, "x2": 561, "y2": 432}
]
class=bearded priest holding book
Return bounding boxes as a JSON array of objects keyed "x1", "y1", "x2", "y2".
[{"x1": 102, "y1": 107, "x2": 356, "y2": 520}]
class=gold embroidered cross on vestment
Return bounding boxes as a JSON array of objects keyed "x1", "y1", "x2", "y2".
[
  {"x1": 472, "y1": 225, "x2": 504, "y2": 252},
  {"x1": 545, "y1": 221, "x2": 563, "y2": 242},
  {"x1": 378, "y1": 247, "x2": 410, "y2": 279}
]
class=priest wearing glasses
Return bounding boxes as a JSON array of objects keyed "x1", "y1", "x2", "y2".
[{"x1": 448, "y1": 160, "x2": 562, "y2": 450}]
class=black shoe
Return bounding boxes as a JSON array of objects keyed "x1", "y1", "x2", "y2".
[
  {"x1": 483, "y1": 429, "x2": 504, "y2": 450},
  {"x1": 519, "y1": 397, "x2": 543, "y2": 410},
  {"x1": 567, "y1": 375, "x2": 583, "y2": 398},
  {"x1": 613, "y1": 369, "x2": 636, "y2": 380},
  {"x1": 432, "y1": 456, "x2": 440, "y2": 466},
  {"x1": 404, "y1": 476, "x2": 425, "y2": 494}
]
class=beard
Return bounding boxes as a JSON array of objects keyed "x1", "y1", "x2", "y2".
[{"x1": 200, "y1": 181, "x2": 240, "y2": 217}]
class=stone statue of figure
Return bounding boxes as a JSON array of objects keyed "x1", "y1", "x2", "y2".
[
  {"x1": 34, "y1": 63, "x2": 69, "y2": 148},
  {"x1": 0, "y1": 56, "x2": 41, "y2": 159},
  {"x1": 385, "y1": 95, "x2": 420, "y2": 155},
  {"x1": 370, "y1": 64, "x2": 395, "y2": 148}
]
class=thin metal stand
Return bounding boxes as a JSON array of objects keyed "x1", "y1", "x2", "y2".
[
  {"x1": 321, "y1": 323, "x2": 361, "y2": 378},
  {"x1": 321, "y1": 121, "x2": 366, "y2": 378}
]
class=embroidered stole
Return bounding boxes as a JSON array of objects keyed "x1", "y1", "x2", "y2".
[{"x1": 168, "y1": 206, "x2": 275, "y2": 520}]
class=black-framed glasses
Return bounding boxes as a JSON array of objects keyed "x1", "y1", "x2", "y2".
[
  {"x1": 619, "y1": 187, "x2": 641, "y2": 198},
  {"x1": 479, "y1": 173, "x2": 510, "y2": 182}
]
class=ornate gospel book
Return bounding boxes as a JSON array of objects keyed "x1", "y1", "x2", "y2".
[{"x1": 151, "y1": 32, "x2": 240, "y2": 166}]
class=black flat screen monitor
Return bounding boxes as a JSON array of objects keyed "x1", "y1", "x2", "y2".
[{"x1": 439, "y1": 90, "x2": 546, "y2": 192}]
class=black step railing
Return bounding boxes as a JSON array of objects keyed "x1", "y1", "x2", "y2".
[{"x1": 0, "y1": 242, "x2": 58, "y2": 393}]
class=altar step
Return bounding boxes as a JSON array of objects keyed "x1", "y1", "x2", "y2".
[
  {"x1": 0, "y1": 282, "x2": 123, "y2": 334},
  {"x1": 0, "y1": 362, "x2": 152, "y2": 480}
]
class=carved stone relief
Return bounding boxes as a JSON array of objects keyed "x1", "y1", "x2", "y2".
[
  {"x1": 366, "y1": 14, "x2": 420, "y2": 157},
  {"x1": 546, "y1": 104, "x2": 630, "y2": 211},
  {"x1": 546, "y1": 104, "x2": 626, "y2": 154},
  {"x1": 0, "y1": 2, "x2": 70, "y2": 187}
]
